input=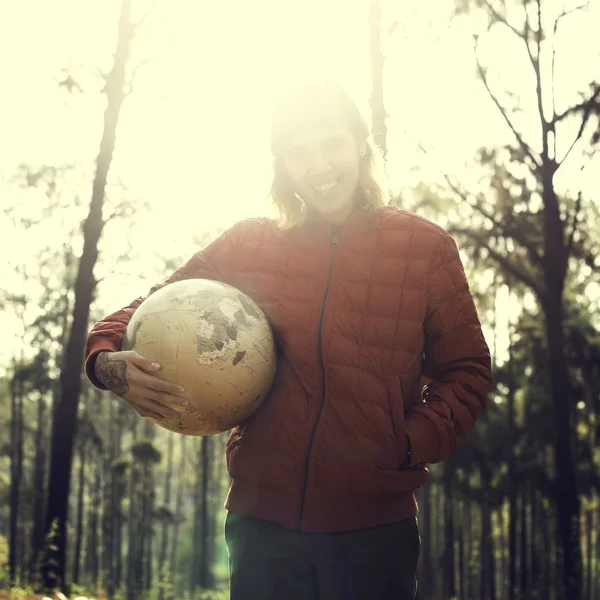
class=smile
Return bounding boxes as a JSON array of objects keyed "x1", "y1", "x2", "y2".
[{"x1": 312, "y1": 179, "x2": 340, "y2": 193}]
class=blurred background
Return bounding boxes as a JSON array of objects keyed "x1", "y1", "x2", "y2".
[{"x1": 0, "y1": 0, "x2": 599, "y2": 599}]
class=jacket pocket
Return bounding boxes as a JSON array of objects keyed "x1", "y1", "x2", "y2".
[{"x1": 385, "y1": 375, "x2": 406, "y2": 437}]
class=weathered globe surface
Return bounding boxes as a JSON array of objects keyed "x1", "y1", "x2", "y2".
[{"x1": 122, "y1": 278, "x2": 277, "y2": 435}]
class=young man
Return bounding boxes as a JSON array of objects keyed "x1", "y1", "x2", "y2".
[{"x1": 85, "y1": 77, "x2": 492, "y2": 599}]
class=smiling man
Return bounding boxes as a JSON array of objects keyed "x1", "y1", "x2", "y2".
[{"x1": 85, "y1": 75, "x2": 492, "y2": 600}]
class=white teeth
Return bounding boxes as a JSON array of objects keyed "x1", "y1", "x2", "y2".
[{"x1": 312, "y1": 179, "x2": 339, "y2": 193}]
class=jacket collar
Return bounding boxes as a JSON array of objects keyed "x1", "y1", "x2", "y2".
[{"x1": 300, "y1": 194, "x2": 379, "y2": 237}]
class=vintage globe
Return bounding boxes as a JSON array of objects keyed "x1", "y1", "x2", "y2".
[{"x1": 122, "y1": 278, "x2": 277, "y2": 435}]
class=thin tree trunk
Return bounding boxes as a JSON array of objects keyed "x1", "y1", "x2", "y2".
[
  {"x1": 29, "y1": 394, "x2": 47, "y2": 581},
  {"x1": 443, "y1": 467, "x2": 456, "y2": 598},
  {"x1": 40, "y1": 1, "x2": 135, "y2": 591},
  {"x1": 9, "y1": 372, "x2": 24, "y2": 586},
  {"x1": 72, "y1": 444, "x2": 86, "y2": 585},
  {"x1": 417, "y1": 483, "x2": 432, "y2": 600},
  {"x1": 103, "y1": 396, "x2": 115, "y2": 596},
  {"x1": 507, "y1": 326, "x2": 517, "y2": 600},
  {"x1": 585, "y1": 504, "x2": 593, "y2": 600},
  {"x1": 159, "y1": 433, "x2": 175, "y2": 572},
  {"x1": 531, "y1": 486, "x2": 541, "y2": 597},
  {"x1": 200, "y1": 435, "x2": 212, "y2": 588},
  {"x1": 85, "y1": 458, "x2": 101, "y2": 588},
  {"x1": 170, "y1": 435, "x2": 186, "y2": 593},
  {"x1": 458, "y1": 497, "x2": 465, "y2": 600},
  {"x1": 519, "y1": 490, "x2": 528, "y2": 597},
  {"x1": 498, "y1": 505, "x2": 507, "y2": 600}
]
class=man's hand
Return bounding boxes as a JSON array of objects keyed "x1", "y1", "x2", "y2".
[{"x1": 95, "y1": 350, "x2": 188, "y2": 420}]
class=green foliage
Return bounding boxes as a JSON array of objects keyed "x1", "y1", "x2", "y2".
[
  {"x1": 193, "y1": 587, "x2": 229, "y2": 600},
  {"x1": 0, "y1": 535, "x2": 8, "y2": 588}
]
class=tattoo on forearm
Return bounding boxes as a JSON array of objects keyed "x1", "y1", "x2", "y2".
[{"x1": 96, "y1": 352, "x2": 129, "y2": 397}]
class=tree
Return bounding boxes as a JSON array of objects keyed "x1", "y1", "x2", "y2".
[
  {"x1": 38, "y1": 0, "x2": 142, "y2": 591},
  {"x1": 424, "y1": 2, "x2": 600, "y2": 596}
]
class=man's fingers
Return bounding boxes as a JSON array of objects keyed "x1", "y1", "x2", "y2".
[
  {"x1": 133, "y1": 399, "x2": 179, "y2": 420},
  {"x1": 129, "y1": 351, "x2": 161, "y2": 373},
  {"x1": 135, "y1": 406, "x2": 162, "y2": 420},
  {"x1": 139, "y1": 373, "x2": 186, "y2": 397}
]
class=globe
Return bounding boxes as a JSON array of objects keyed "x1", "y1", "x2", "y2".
[{"x1": 122, "y1": 278, "x2": 277, "y2": 435}]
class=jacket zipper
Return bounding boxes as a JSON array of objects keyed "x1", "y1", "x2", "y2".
[{"x1": 296, "y1": 226, "x2": 339, "y2": 529}]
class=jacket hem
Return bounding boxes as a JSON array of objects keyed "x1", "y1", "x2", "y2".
[{"x1": 225, "y1": 478, "x2": 419, "y2": 533}]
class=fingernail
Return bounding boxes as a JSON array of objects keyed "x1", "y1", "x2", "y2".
[
  {"x1": 177, "y1": 386, "x2": 185, "y2": 393},
  {"x1": 151, "y1": 362, "x2": 160, "y2": 370}
]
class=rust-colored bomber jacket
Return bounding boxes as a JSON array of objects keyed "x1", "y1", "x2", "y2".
[{"x1": 85, "y1": 205, "x2": 492, "y2": 533}]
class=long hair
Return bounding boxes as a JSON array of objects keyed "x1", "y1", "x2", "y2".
[{"x1": 268, "y1": 77, "x2": 390, "y2": 230}]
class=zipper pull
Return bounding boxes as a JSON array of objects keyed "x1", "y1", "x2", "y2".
[{"x1": 332, "y1": 228, "x2": 339, "y2": 248}]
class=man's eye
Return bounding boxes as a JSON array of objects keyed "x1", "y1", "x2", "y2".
[{"x1": 286, "y1": 148, "x2": 308, "y2": 161}]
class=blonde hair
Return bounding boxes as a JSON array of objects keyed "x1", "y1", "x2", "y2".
[{"x1": 268, "y1": 78, "x2": 390, "y2": 230}]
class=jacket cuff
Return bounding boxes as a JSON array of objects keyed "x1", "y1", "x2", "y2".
[
  {"x1": 404, "y1": 413, "x2": 439, "y2": 466},
  {"x1": 85, "y1": 340, "x2": 121, "y2": 390}
]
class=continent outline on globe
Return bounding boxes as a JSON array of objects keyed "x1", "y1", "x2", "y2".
[{"x1": 122, "y1": 278, "x2": 277, "y2": 436}]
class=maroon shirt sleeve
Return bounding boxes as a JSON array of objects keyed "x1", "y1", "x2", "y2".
[
  {"x1": 84, "y1": 220, "x2": 248, "y2": 389},
  {"x1": 404, "y1": 234, "x2": 493, "y2": 465}
]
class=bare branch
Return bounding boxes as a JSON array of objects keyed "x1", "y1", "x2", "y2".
[
  {"x1": 555, "y1": 91, "x2": 600, "y2": 123},
  {"x1": 533, "y1": 0, "x2": 548, "y2": 161},
  {"x1": 482, "y1": 0, "x2": 537, "y2": 74},
  {"x1": 450, "y1": 227, "x2": 545, "y2": 298},
  {"x1": 474, "y1": 36, "x2": 541, "y2": 171},
  {"x1": 413, "y1": 137, "x2": 544, "y2": 266},
  {"x1": 557, "y1": 84, "x2": 600, "y2": 167},
  {"x1": 125, "y1": 58, "x2": 151, "y2": 97},
  {"x1": 132, "y1": 0, "x2": 160, "y2": 29}
]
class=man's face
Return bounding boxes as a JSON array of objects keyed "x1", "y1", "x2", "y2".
[{"x1": 280, "y1": 120, "x2": 362, "y2": 224}]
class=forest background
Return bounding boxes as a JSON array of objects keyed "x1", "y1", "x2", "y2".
[{"x1": 1, "y1": 1, "x2": 599, "y2": 599}]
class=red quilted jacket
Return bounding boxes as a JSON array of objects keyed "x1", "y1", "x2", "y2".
[{"x1": 86, "y1": 205, "x2": 492, "y2": 532}]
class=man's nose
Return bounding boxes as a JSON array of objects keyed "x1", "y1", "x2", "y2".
[{"x1": 306, "y1": 150, "x2": 333, "y2": 176}]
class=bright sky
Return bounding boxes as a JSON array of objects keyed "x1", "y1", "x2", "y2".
[{"x1": 0, "y1": 0, "x2": 598, "y2": 371}]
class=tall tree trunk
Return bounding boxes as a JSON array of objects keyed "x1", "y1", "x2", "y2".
[
  {"x1": 507, "y1": 326, "x2": 517, "y2": 600},
  {"x1": 443, "y1": 467, "x2": 456, "y2": 598},
  {"x1": 171, "y1": 435, "x2": 186, "y2": 596},
  {"x1": 416, "y1": 484, "x2": 432, "y2": 600},
  {"x1": 541, "y1": 159, "x2": 582, "y2": 600},
  {"x1": 102, "y1": 396, "x2": 115, "y2": 596},
  {"x1": 530, "y1": 485, "x2": 541, "y2": 597},
  {"x1": 466, "y1": 500, "x2": 473, "y2": 600},
  {"x1": 72, "y1": 443, "x2": 86, "y2": 585},
  {"x1": 29, "y1": 394, "x2": 47, "y2": 580},
  {"x1": 159, "y1": 433, "x2": 175, "y2": 572},
  {"x1": 519, "y1": 490, "x2": 528, "y2": 598},
  {"x1": 457, "y1": 497, "x2": 465, "y2": 600},
  {"x1": 542, "y1": 499, "x2": 551, "y2": 600},
  {"x1": 498, "y1": 505, "x2": 507, "y2": 600},
  {"x1": 127, "y1": 425, "x2": 141, "y2": 600},
  {"x1": 368, "y1": 0, "x2": 387, "y2": 157},
  {"x1": 191, "y1": 438, "x2": 203, "y2": 592},
  {"x1": 85, "y1": 458, "x2": 101, "y2": 588},
  {"x1": 543, "y1": 290, "x2": 582, "y2": 599},
  {"x1": 40, "y1": 0, "x2": 135, "y2": 591},
  {"x1": 199, "y1": 435, "x2": 213, "y2": 588},
  {"x1": 9, "y1": 372, "x2": 24, "y2": 586},
  {"x1": 480, "y1": 469, "x2": 496, "y2": 600},
  {"x1": 585, "y1": 504, "x2": 593, "y2": 600}
]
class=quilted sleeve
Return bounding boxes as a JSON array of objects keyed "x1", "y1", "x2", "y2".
[
  {"x1": 85, "y1": 220, "x2": 248, "y2": 390},
  {"x1": 403, "y1": 234, "x2": 492, "y2": 465}
]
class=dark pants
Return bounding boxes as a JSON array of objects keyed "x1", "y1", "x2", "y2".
[{"x1": 225, "y1": 511, "x2": 420, "y2": 600}]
